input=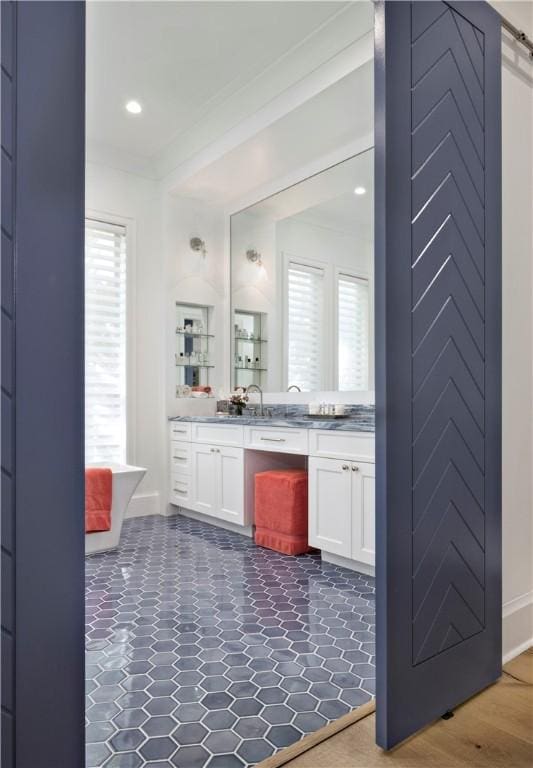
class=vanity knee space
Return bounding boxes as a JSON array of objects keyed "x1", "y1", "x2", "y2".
[{"x1": 168, "y1": 420, "x2": 375, "y2": 572}]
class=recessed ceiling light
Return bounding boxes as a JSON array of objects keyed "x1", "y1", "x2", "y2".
[
  {"x1": 354, "y1": 186, "x2": 366, "y2": 196},
  {"x1": 125, "y1": 100, "x2": 142, "y2": 115}
]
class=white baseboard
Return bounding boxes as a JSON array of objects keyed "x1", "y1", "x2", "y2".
[
  {"x1": 176, "y1": 505, "x2": 253, "y2": 538},
  {"x1": 126, "y1": 491, "x2": 160, "y2": 519},
  {"x1": 321, "y1": 551, "x2": 375, "y2": 577},
  {"x1": 502, "y1": 590, "x2": 533, "y2": 664}
]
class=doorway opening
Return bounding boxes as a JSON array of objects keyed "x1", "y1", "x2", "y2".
[{"x1": 84, "y1": 2, "x2": 377, "y2": 767}]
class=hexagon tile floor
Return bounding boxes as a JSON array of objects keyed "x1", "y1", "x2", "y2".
[{"x1": 85, "y1": 515, "x2": 376, "y2": 768}]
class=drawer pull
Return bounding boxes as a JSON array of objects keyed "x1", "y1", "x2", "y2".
[
  {"x1": 260, "y1": 437, "x2": 286, "y2": 443},
  {"x1": 173, "y1": 428, "x2": 188, "y2": 434},
  {"x1": 173, "y1": 455, "x2": 187, "y2": 460},
  {"x1": 210, "y1": 447, "x2": 221, "y2": 453},
  {"x1": 342, "y1": 464, "x2": 349, "y2": 471},
  {"x1": 351, "y1": 465, "x2": 359, "y2": 472},
  {"x1": 173, "y1": 488, "x2": 187, "y2": 495}
]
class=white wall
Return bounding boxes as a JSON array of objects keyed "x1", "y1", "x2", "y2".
[
  {"x1": 162, "y1": 195, "x2": 227, "y2": 411},
  {"x1": 491, "y1": 1, "x2": 533, "y2": 661},
  {"x1": 85, "y1": 162, "x2": 166, "y2": 517}
]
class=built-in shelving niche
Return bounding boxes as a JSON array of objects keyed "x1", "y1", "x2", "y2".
[
  {"x1": 175, "y1": 302, "x2": 214, "y2": 391},
  {"x1": 233, "y1": 309, "x2": 268, "y2": 390}
]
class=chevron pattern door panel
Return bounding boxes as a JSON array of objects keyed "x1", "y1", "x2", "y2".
[
  {"x1": 411, "y1": 1, "x2": 487, "y2": 665},
  {"x1": 375, "y1": 0, "x2": 501, "y2": 749}
]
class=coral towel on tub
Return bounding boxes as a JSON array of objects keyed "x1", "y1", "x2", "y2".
[{"x1": 85, "y1": 468, "x2": 112, "y2": 533}]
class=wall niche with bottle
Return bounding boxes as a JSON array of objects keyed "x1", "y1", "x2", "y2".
[
  {"x1": 175, "y1": 302, "x2": 214, "y2": 390},
  {"x1": 233, "y1": 309, "x2": 268, "y2": 389}
]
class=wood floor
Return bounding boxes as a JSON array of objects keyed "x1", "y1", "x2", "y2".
[{"x1": 262, "y1": 648, "x2": 533, "y2": 768}]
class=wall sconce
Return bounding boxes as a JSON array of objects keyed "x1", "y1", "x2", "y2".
[
  {"x1": 246, "y1": 248, "x2": 262, "y2": 267},
  {"x1": 190, "y1": 237, "x2": 207, "y2": 258}
]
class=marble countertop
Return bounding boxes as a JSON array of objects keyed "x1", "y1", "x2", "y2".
[{"x1": 169, "y1": 414, "x2": 375, "y2": 433}]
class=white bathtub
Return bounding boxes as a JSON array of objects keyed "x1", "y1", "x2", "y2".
[{"x1": 85, "y1": 463, "x2": 146, "y2": 555}]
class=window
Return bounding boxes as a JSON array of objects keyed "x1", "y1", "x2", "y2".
[
  {"x1": 287, "y1": 261, "x2": 324, "y2": 391},
  {"x1": 85, "y1": 219, "x2": 127, "y2": 463},
  {"x1": 338, "y1": 273, "x2": 369, "y2": 390}
]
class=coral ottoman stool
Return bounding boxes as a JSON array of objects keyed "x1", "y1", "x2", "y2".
[{"x1": 254, "y1": 469, "x2": 310, "y2": 555}]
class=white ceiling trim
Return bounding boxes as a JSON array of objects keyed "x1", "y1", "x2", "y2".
[
  {"x1": 156, "y1": 2, "x2": 373, "y2": 182},
  {"x1": 163, "y1": 29, "x2": 373, "y2": 194}
]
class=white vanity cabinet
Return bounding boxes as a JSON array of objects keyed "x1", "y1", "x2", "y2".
[
  {"x1": 351, "y1": 459, "x2": 375, "y2": 565},
  {"x1": 169, "y1": 437, "x2": 193, "y2": 507},
  {"x1": 190, "y1": 442, "x2": 218, "y2": 516},
  {"x1": 169, "y1": 420, "x2": 375, "y2": 571},
  {"x1": 217, "y1": 446, "x2": 245, "y2": 523},
  {"x1": 244, "y1": 425, "x2": 308, "y2": 455},
  {"x1": 308, "y1": 454, "x2": 375, "y2": 566},
  {"x1": 190, "y1": 442, "x2": 245, "y2": 525},
  {"x1": 169, "y1": 471, "x2": 193, "y2": 507},
  {"x1": 308, "y1": 457, "x2": 352, "y2": 558}
]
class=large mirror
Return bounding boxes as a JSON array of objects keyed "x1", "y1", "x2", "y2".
[{"x1": 230, "y1": 149, "x2": 374, "y2": 393}]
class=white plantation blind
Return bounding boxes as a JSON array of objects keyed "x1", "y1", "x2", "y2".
[
  {"x1": 287, "y1": 262, "x2": 324, "y2": 391},
  {"x1": 338, "y1": 273, "x2": 369, "y2": 391},
  {"x1": 85, "y1": 219, "x2": 127, "y2": 463}
]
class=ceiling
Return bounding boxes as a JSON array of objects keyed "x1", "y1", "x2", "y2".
[
  {"x1": 174, "y1": 62, "x2": 373, "y2": 205},
  {"x1": 86, "y1": 1, "x2": 350, "y2": 163},
  {"x1": 295, "y1": 149, "x2": 373, "y2": 237}
]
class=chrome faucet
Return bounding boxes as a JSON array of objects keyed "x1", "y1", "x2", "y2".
[
  {"x1": 246, "y1": 384, "x2": 264, "y2": 417},
  {"x1": 287, "y1": 384, "x2": 301, "y2": 392}
]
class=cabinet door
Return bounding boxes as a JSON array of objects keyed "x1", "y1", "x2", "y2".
[
  {"x1": 217, "y1": 447, "x2": 244, "y2": 524},
  {"x1": 351, "y1": 461, "x2": 375, "y2": 566},
  {"x1": 308, "y1": 456, "x2": 352, "y2": 558},
  {"x1": 191, "y1": 443, "x2": 217, "y2": 516}
]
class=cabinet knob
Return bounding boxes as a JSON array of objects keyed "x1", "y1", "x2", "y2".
[
  {"x1": 351, "y1": 464, "x2": 359, "y2": 472},
  {"x1": 342, "y1": 464, "x2": 349, "y2": 471}
]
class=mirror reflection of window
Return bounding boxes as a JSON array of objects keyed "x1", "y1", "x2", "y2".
[
  {"x1": 230, "y1": 149, "x2": 374, "y2": 394},
  {"x1": 287, "y1": 262, "x2": 324, "y2": 391},
  {"x1": 338, "y1": 273, "x2": 369, "y2": 391}
]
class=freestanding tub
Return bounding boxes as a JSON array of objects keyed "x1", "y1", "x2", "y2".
[{"x1": 85, "y1": 463, "x2": 146, "y2": 555}]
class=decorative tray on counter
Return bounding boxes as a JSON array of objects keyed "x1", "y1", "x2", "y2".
[{"x1": 305, "y1": 414, "x2": 350, "y2": 420}]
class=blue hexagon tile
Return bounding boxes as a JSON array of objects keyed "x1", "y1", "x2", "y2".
[{"x1": 85, "y1": 515, "x2": 375, "y2": 767}]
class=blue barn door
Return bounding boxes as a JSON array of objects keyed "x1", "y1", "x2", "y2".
[
  {"x1": 1, "y1": 2, "x2": 85, "y2": 766},
  {"x1": 374, "y1": 1, "x2": 502, "y2": 749}
]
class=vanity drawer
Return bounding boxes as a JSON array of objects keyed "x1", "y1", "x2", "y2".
[
  {"x1": 191, "y1": 422, "x2": 244, "y2": 447},
  {"x1": 309, "y1": 430, "x2": 375, "y2": 462},
  {"x1": 170, "y1": 441, "x2": 192, "y2": 474},
  {"x1": 169, "y1": 473, "x2": 192, "y2": 506},
  {"x1": 170, "y1": 421, "x2": 192, "y2": 441},
  {"x1": 244, "y1": 425, "x2": 309, "y2": 455}
]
